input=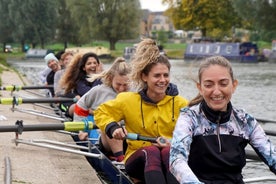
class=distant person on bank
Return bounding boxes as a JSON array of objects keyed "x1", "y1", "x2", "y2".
[{"x1": 43, "y1": 53, "x2": 61, "y2": 97}]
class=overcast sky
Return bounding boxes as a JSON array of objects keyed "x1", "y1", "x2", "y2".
[{"x1": 139, "y1": 0, "x2": 169, "y2": 12}]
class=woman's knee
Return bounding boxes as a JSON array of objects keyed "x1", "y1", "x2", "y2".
[{"x1": 144, "y1": 146, "x2": 160, "y2": 156}]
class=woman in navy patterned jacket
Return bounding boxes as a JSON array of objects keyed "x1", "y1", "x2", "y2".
[{"x1": 169, "y1": 56, "x2": 276, "y2": 184}]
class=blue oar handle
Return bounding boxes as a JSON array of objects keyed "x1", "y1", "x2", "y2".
[{"x1": 126, "y1": 133, "x2": 166, "y2": 143}]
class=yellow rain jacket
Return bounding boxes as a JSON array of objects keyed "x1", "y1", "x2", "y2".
[{"x1": 94, "y1": 91, "x2": 189, "y2": 161}]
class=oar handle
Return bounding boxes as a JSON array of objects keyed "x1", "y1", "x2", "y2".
[{"x1": 126, "y1": 133, "x2": 167, "y2": 143}]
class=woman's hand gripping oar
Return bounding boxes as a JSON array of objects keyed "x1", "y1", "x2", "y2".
[
  {"x1": 126, "y1": 133, "x2": 171, "y2": 148},
  {"x1": 112, "y1": 124, "x2": 128, "y2": 140},
  {"x1": 111, "y1": 125, "x2": 170, "y2": 147}
]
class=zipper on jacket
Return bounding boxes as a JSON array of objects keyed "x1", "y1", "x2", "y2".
[
  {"x1": 216, "y1": 113, "x2": 222, "y2": 152},
  {"x1": 140, "y1": 98, "x2": 145, "y2": 128}
]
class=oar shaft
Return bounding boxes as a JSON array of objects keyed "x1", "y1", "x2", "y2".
[
  {"x1": 126, "y1": 133, "x2": 167, "y2": 143},
  {"x1": 0, "y1": 85, "x2": 53, "y2": 91},
  {"x1": 63, "y1": 121, "x2": 98, "y2": 132},
  {"x1": 257, "y1": 118, "x2": 276, "y2": 124},
  {"x1": 126, "y1": 133, "x2": 157, "y2": 143},
  {"x1": 0, "y1": 97, "x2": 77, "y2": 105},
  {"x1": 0, "y1": 124, "x2": 65, "y2": 132},
  {"x1": 0, "y1": 121, "x2": 97, "y2": 133},
  {"x1": 264, "y1": 130, "x2": 276, "y2": 136},
  {"x1": 21, "y1": 85, "x2": 53, "y2": 90},
  {"x1": 21, "y1": 98, "x2": 76, "y2": 104},
  {"x1": 137, "y1": 135, "x2": 158, "y2": 143}
]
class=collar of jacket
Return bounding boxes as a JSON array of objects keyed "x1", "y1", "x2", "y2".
[
  {"x1": 138, "y1": 83, "x2": 179, "y2": 104},
  {"x1": 200, "y1": 100, "x2": 232, "y2": 124}
]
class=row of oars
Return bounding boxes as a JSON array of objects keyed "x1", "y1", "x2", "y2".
[
  {"x1": 1, "y1": 120, "x2": 276, "y2": 183},
  {"x1": 1, "y1": 96, "x2": 275, "y2": 135},
  {"x1": 0, "y1": 83, "x2": 75, "y2": 119}
]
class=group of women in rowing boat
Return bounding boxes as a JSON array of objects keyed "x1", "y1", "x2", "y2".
[{"x1": 43, "y1": 38, "x2": 276, "y2": 184}]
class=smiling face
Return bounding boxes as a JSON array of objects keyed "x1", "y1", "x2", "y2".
[
  {"x1": 63, "y1": 54, "x2": 73, "y2": 68},
  {"x1": 197, "y1": 64, "x2": 238, "y2": 111},
  {"x1": 111, "y1": 73, "x2": 129, "y2": 93},
  {"x1": 142, "y1": 63, "x2": 170, "y2": 102},
  {"x1": 47, "y1": 60, "x2": 59, "y2": 72},
  {"x1": 83, "y1": 57, "x2": 99, "y2": 75}
]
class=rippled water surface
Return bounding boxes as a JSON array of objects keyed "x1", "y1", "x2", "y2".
[{"x1": 7, "y1": 58, "x2": 276, "y2": 183}]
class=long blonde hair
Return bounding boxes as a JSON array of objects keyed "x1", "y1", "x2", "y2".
[
  {"x1": 189, "y1": 56, "x2": 235, "y2": 106},
  {"x1": 130, "y1": 38, "x2": 170, "y2": 91}
]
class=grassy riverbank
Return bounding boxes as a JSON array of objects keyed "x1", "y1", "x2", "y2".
[
  {"x1": 3, "y1": 41, "x2": 187, "y2": 59},
  {"x1": 1, "y1": 40, "x2": 272, "y2": 62},
  {"x1": 0, "y1": 55, "x2": 10, "y2": 86},
  {"x1": 0, "y1": 54, "x2": 26, "y2": 86}
]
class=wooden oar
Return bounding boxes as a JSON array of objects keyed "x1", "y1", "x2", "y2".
[
  {"x1": 0, "y1": 85, "x2": 53, "y2": 91},
  {"x1": 0, "y1": 97, "x2": 77, "y2": 105},
  {"x1": 0, "y1": 120, "x2": 97, "y2": 133}
]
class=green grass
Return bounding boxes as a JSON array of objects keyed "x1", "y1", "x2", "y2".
[
  {"x1": 0, "y1": 53, "x2": 28, "y2": 86},
  {"x1": 257, "y1": 41, "x2": 272, "y2": 50},
  {"x1": 44, "y1": 41, "x2": 188, "y2": 59},
  {"x1": 0, "y1": 54, "x2": 10, "y2": 86},
  {"x1": 43, "y1": 41, "x2": 136, "y2": 58}
]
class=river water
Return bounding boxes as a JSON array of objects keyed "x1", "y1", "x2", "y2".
[{"x1": 7, "y1": 58, "x2": 276, "y2": 183}]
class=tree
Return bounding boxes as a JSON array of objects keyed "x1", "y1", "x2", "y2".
[
  {"x1": 165, "y1": 0, "x2": 242, "y2": 40},
  {"x1": 231, "y1": 0, "x2": 276, "y2": 42},
  {"x1": 0, "y1": 0, "x2": 15, "y2": 52},
  {"x1": 28, "y1": 0, "x2": 58, "y2": 48},
  {"x1": 69, "y1": 0, "x2": 141, "y2": 50},
  {"x1": 9, "y1": 0, "x2": 58, "y2": 49},
  {"x1": 8, "y1": 0, "x2": 35, "y2": 51},
  {"x1": 66, "y1": 0, "x2": 95, "y2": 45},
  {"x1": 56, "y1": 0, "x2": 79, "y2": 49}
]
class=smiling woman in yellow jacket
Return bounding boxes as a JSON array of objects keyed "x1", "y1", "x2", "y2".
[{"x1": 94, "y1": 38, "x2": 189, "y2": 184}]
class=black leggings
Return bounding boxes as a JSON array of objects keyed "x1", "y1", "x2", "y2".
[{"x1": 125, "y1": 146, "x2": 178, "y2": 184}]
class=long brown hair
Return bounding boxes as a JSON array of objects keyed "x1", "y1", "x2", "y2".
[{"x1": 59, "y1": 52, "x2": 100, "y2": 94}]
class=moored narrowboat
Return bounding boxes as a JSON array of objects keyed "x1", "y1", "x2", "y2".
[{"x1": 184, "y1": 42, "x2": 260, "y2": 63}]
